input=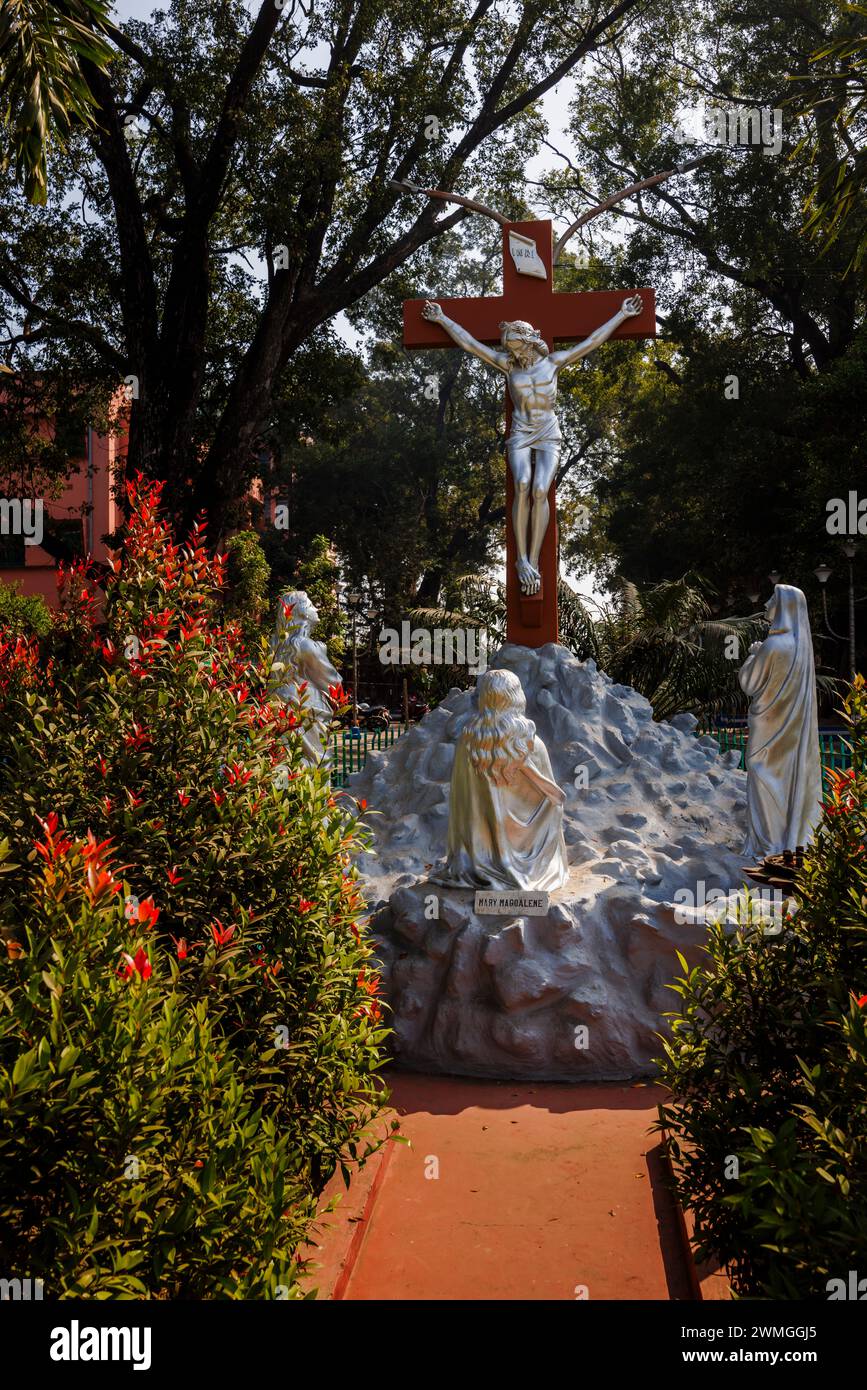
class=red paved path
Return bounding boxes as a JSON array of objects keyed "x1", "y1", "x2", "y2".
[{"x1": 342, "y1": 1073, "x2": 692, "y2": 1301}]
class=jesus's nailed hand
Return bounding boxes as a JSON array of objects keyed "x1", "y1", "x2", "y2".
[
  {"x1": 422, "y1": 300, "x2": 445, "y2": 322},
  {"x1": 621, "y1": 294, "x2": 643, "y2": 317}
]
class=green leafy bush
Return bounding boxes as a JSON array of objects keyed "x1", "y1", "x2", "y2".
[
  {"x1": 292, "y1": 534, "x2": 346, "y2": 666},
  {"x1": 0, "y1": 476, "x2": 387, "y2": 1298},
  {"x1": 0, "y1": 829, "x2": 311, "y2": 1298},
  {"x1": 222, "y1": 529, "x2": 271, "y2": 649},
  {"x1": 657, "y1": 677, "x2": 867, "y2": 1298},
  {"x1": 0, "y1": 578, "x2": 52, "y2": 638}
]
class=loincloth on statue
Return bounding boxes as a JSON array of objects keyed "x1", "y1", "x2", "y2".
[{"x1": 506, "y1": 414, "x2": 562, "y2": 452}]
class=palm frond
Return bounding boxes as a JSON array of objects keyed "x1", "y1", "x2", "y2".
[{"x1": 0, "y1": 0, "x2": 115, "y2": 203}]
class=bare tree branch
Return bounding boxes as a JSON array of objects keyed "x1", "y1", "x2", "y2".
[
  {"x1": 552, "y1": 153, "x2": 713, "y2": 261},
  {"x1": 386, "y1": 179, "x2": 509, "y2": 226}
]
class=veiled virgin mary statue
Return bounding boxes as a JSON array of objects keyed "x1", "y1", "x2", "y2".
[
  {"x1": 437, "y1": 669, "x2": 568, "y2": 892},
  {"x1": 738, "y1": 584, "x2": 823, "y2": 858}
]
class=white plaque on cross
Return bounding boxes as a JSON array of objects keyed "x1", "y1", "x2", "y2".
[{"x1": 508, "y1": 229, "x2": 547, "y2": 279}]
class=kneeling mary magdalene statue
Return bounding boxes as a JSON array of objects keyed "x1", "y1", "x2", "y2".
[{"x1": 436, "y1": 668, "x2": 568, "y2": 892}]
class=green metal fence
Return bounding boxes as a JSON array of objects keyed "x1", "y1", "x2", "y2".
[
  {"x1": 699, "y1": 726, "x2": 852, "y2": 777},
  {"x1": 330, "y1": 723, "x2": 408, "y2": 787},
  {"x1": 330, "y1": 720, "x2": 854, "y2": 789}
]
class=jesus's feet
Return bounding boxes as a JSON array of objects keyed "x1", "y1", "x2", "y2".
[{"x1": 516, "y1": 557, "x2": 541, "y2": 594}]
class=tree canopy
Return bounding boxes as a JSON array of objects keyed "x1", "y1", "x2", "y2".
[
  {"x1": 534, "y1": 0, "x2": 866, "y2": 668},
  {"x1": 0, "y1": 0, "x2": 647, "y2": 535},
  {"x1": 1, "y1": 0, "x2": 864, "y2": 674}
]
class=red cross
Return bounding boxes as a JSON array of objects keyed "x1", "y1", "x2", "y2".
[{"x1": 403, "y1": 219, "x2": 655, "y2": 647}]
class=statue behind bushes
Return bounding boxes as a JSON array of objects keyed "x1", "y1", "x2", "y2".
[{"x1": 738, "y1": 583, "x2": 823, "y2": 859}]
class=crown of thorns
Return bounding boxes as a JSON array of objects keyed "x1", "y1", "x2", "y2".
[{"x1": 499, "y1": 320, "x2": 545, "y2": 348}]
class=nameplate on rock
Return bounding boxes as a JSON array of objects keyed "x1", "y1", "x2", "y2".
[{"x1": 475, "y1": 891, "x2": 549, "y2": 916}]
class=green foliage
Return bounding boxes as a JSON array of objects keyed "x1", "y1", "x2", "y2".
[
  {"x1": 270, "y1": 303, "x2": 507, "y2": 619},
  {"x1": 292, "y1": 534, "x2": 346, "y2": 666},
  {"x1": 794, "y1": 3, "x2": 867, "y2": 274},
  {"x1": 0, "y1": 477, "x2": 388, "y2": 1298},
  {"x1": 0, "y1": 0, "x2": 630, "y2": 530},
  {"x1": 407, "y1": 574, "x2": 501, "y2": 702},
  {"x1": 0, "y1": 578, "x2": 52, "y2": 637},
  {"x1": 0, "y1": 0, "x2": 115, "y2": 204},
  {"x1": 540, "y1": 0, "x2": 867, "y2": 667},
  {"x1": 656, "y1": 677, "x2": 867, "y2": 1298},
  {"x1": 261, "y1": 527, "x2": 347, "y2": 665},
  {"x1": 419, "y1": 571, "x2": 773, "y2": 718},
  {"x1": 584, "y1": 328, "x2": 867, "y2": 662},
  {"x1": 0, "y1": 831, "x2": 319, "y2": 1298},
  {"x1": 557, "y1": 577, "x2": 771, "y2": 720},
  {"x1": 222, "y1": 529, "x2": 271, "y2": 650}
]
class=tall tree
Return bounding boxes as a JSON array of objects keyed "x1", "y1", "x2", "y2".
[
  {"x1": 0, "y1": 0, "x2": 647, "y2": 537},
  {"x1": 532, "y1": 0, "x2": 866, "y2": 666},
  {"x1": 796, "y1": 1, "x2": 867, "y2": 273}
]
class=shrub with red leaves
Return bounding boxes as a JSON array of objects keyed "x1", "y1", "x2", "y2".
[{"x1": 0, "y1": 476, "x2": 389, "y2": 1298}]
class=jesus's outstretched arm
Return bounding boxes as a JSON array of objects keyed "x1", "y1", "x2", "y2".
[
  {"x1": 549, "y1": 294, "x2": 644, "y2": 368},
  {"x1": 422, "y1": 301, "x2": 511, "y2": 373}
]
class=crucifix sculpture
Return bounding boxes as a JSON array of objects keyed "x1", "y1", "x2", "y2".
[{"x1": 401, "y1": 213, "x2": 656, "y2": 647}]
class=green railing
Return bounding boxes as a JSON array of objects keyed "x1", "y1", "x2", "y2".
[
  {"x1": 700, "y1": 726, "x2": 852, "y2": 776},
  {"x1": 330, "y1": 722, "x2": 408, "y2": 787},
  {"x1": 329, "y1": 720, "x2": 854, "y2": 789}
]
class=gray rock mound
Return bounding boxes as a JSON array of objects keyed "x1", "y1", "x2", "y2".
[{"x1": 348, "y1": 643, "x2": 748, "y2": 1080}]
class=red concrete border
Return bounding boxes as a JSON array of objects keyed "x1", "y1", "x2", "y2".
[
  {"x1": 298, "y1": 1118, "x2": 398, "y2": 1300},
  {"x1": 659, "y1": 1130, "x2": 731, "y2": 1301},
  {"x1": 302, "y1": 1085, "x2": 717, "y2": 1301}
]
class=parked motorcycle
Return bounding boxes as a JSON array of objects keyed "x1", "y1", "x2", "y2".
[{"x1": 339, "y1": 702, "x2": 391, "y2": 733}]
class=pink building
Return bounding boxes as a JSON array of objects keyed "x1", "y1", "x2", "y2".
[
  {"x1": 1, "y1": 392, "x2": 272, "y2": 606},
  {"x1": 1, "y1": 413, "x2": 127, "y2": 605}
]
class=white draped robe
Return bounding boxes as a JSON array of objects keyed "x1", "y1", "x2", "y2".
[
  {"x1": 738, "y1": 585, "x2": 823, "y2": 859},
  {"x1": 438, "y1": 737, "x2": 568, "y2": 892}
]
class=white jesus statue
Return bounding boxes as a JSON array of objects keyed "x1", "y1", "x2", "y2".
[{"x1": 422, "y1": 294, "x2": 643, "y2": 595}]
